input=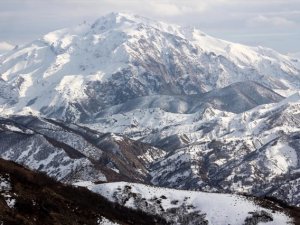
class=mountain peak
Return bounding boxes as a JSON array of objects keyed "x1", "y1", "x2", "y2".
[
  {"x1": 90, "y1": 12, "x2": 184, "y2": 37},
  {"x1": 92, "y1": 12, "x2": 140, "y2": 28}
]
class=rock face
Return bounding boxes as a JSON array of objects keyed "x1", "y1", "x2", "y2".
[{"x1": 0, "y1": 12, "x2": 300, "y2": 209}]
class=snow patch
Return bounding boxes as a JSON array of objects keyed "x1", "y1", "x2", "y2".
[{"x1": 0, "y1": 174, "x2": 16, "y2": 208}]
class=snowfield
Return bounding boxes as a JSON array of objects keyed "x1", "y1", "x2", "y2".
[{"x1": 75, "y1": 181, "x2": 293, "y2": 225}]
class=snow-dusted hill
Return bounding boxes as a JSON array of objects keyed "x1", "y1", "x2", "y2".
[
  {"x1": 0, "y1": 115, "x2": 165, "y2": 184},
  {"x1": 0, "y1": 12, "x2": 299, "y2": 121},
  {"x1": 75, "y1": 181, "x2": 293, "y2": 225},
  {"x1": 87, "y1": 92, "x2": 300, "y2": 206}
]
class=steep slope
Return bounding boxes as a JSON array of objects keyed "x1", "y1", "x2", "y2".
[
  {"x1": 0, "y1": 115, "x2": 165, "y2": 184},
  {"x1": 0, "y1": 12, "x2": 299, "y2": 121},
  {"x1": 0, "y1": 158, "x2": 167, "y2": 225},
  {"x1": 77, "y1": 181, "x2": 297, "y2": 225}
]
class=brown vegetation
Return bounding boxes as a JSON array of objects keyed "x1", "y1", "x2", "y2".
[{"x1": 0, "y1": 159, "x2": 168, "y2": 225}]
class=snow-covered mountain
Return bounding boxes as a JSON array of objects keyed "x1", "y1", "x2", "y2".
[
  {"x1": 0, "y1": 12, "x2": 300, "y2": 214},
  {"x1": 0, "y1": 12, "x2": 299, "y2": 121}
]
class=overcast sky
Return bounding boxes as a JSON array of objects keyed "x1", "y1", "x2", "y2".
[{"x1": 0, "y1": 0, "x2": 299, "y2": 54}]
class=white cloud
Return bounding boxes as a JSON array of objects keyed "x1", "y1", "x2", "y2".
[
  {"x1": 142, "y1": 2, "x2": 182, "y2": 16},
  {"x1": 247, "y1": 15, "x2": 296, "y2": 28},
  {"x1": 288, "y1": 52, "x2": 300, "y2": 59},
  {"x1": 146, "y1": 1, "x2": 207, "y2": 17}
]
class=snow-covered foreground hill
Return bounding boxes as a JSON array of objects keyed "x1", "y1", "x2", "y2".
[{"x1": 75, "y1": 181, "x2": 293, "y2": 225}]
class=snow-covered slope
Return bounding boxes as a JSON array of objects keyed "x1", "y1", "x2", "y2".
[
  {"x1": 0, "y1": 12, "x2": 299, "y2": 121},
  {"x1": 76, "y1": 182, "x2": 293, "y2": 225}
]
